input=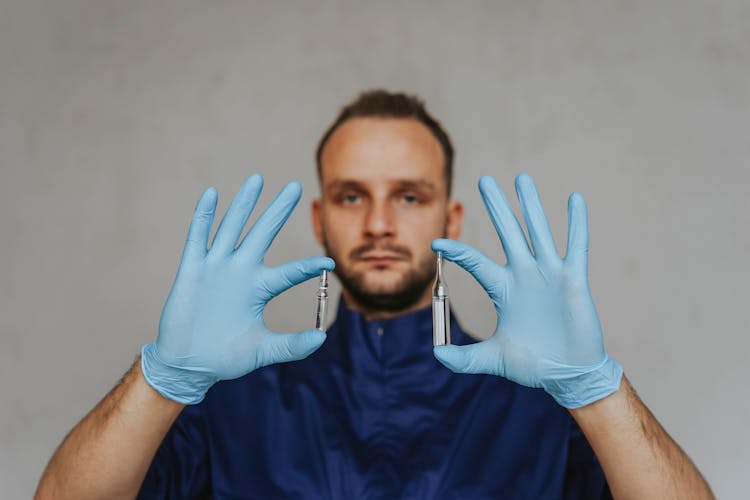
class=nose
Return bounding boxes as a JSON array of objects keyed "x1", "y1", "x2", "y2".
[{"x1": 363, "y1": 199, "x2": 395, "y2": 239}]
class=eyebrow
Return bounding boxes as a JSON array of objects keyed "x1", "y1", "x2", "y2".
[{"x1": 325, "y1": 179, "x2": 438, "y2": 193}]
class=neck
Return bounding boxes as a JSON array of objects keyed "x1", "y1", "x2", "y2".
[{"x1": 341, "y1": 286, "x2": 433, "y2": 321}]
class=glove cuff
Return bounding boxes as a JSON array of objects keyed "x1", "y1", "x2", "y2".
[
  {"x1": 543, "y1": 354, "x2": 624, "y2": 409},
  {"x1": 140, "y1": 343, "x2": 218, "y2": 405}
]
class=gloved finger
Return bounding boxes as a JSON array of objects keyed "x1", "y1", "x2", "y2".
[
  {"x1": 433, "y1": 342, "x2": 502, "y2": 375},
  {"x1": 515, "y1": 174, "x2": 560, "y2": 264},
  {"x1": 478, "y1": 176, "x2": 533, "y2": 266},
  {"x1": 182, "y1": 187, "x2": 218, "y2": 264},
  {"x1": 564, "y1": 192, "x2": 589, "y2": 274},
  {"x1": 432, "y1": 239, "x2": 509, "y2": 298},
  {"x1": 255, "y1": 330, "x2": 327, "y2": 368},
  {"x1": 210, "y1": 174, "x2": 264, "y2": 256},
  {"x1": 262, "y1": 257, "x2": 335, "y2": 298},
  {"x1": 237, "y1": 182, "x2": 302, "y2": 261}
]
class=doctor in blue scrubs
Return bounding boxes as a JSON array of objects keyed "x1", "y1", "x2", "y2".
[{"x1": 37, "y1": 90, "x2": 713, "y2": 499}]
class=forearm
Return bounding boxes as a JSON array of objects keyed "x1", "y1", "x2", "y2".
[
  {"x1": 570, "y1": 376, "x2": 713, "y2": 500},
  {"x1": 35, "y1": 357, "x2": 185, "y2": 500}
]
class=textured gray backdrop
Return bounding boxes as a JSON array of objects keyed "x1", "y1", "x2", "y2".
[{"x1": 1, "y1": 1, "x2": 748, "y2": 497}]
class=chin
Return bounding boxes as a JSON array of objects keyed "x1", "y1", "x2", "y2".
[{"x1": 360, "y1": 273, "x2": 408, "y2": 294}]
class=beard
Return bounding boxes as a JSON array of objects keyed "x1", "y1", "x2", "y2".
[{"x1": 322, "y1": 238, "x2": 437, "y2": 314}]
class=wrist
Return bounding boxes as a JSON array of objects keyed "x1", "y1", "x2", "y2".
[
  {"x1": 543, "y1": 354, "x2": 624, "y2": 409},
  {"x1": 130, "y1": 357, "x2": 187, "y2": 412},
  {"x1": 568, "y1": 374, "x2": 630, "y2": 422},
  {"x1": 140, "y1": 343, "x2": 217, "y2": 405}
]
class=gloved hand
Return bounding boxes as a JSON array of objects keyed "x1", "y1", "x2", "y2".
[
  {"x1": 432, "y1": 174, "x2": 622, "y2": 408},
  {"x1": 141, "y1": 174, "x2": 334, "y2": 404}
]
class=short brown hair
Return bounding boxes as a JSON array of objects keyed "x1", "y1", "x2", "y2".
[{"x1": 316, "y1": 89, "x2": 454, "y2": 195}]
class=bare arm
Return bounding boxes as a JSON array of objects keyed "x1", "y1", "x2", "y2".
[
  {"x1": 35, "y1": 178, "x2": 332, "y2": 499},
  {"x1": 35, "y1": 358, "x2": 184, "y2": 500},
  {"x1": 432, "y1": 174, "x2": 713, "y2": 497},
  {"x1": 570, "y1": 376, "x2": 714, "y2": 500}
]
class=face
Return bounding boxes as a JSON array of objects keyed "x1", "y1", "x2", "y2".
[{"x1": 312, "y1": 117, "x2": 463, "y2": 318}]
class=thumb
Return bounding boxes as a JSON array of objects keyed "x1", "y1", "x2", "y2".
[
  {"x1": 431, "y1": 239, "x2": 508, "y2": 296},
  {"x1": 256, "y1": 330, "x2": 327, "y2": 368},
  {"x1": 433, "y1": 342, "x2": 500, "y2": 375},
  {"x1": 262, "y1": 257, "x2": 335, "y2": 298}
]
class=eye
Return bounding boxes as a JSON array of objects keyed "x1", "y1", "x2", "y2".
[
  {"x1": 402, "y1": 194, "x2": 418, "y2": 204},
  {"x1": 343, "y1": 192, "x2": 361, "y2": 204}
]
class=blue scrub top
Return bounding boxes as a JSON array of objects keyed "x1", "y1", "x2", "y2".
[{"x1": 139, "y1": 299, "x2": 611, "y2": 499}]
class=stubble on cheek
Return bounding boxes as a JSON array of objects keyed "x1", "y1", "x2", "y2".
[{"x1": 319, "y1": 222, "x2": 444, "y2": 312}]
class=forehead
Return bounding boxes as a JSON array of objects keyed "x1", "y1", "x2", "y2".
[{"x1": 319, "y1": 117, "x2": 446, "y2": 190}]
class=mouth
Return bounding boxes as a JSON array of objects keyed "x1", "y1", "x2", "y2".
[{"x1": 358, "y1": 254, "x2": 405, "y2": 266}]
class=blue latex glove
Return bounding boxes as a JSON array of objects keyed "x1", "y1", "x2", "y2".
[
  {"x1": 432, "y1": 174, "x2": 622, "y2": 408},
  {"x1": 141, "y1": 175, "x2": 334, "y2": 404}
]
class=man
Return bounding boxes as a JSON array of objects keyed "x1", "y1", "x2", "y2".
[{"x1": 36, "y1": 90, "x2": 713, "y2": 498}]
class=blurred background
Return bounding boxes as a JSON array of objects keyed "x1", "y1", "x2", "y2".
[{"x1": 1, "y1": 0, "x2": 748, "y2": 497}]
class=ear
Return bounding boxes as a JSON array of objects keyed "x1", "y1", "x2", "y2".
[
  {"x1": 311, "y1": 197, "x2": 324, "y2": 246},
  {"x1": 446, "y1": 200, "x2": 464, "y2": 240}
]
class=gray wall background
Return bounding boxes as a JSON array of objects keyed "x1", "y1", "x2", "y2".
[{"x1": 1, "y1": 0, "x2": 748, "y2": 497}]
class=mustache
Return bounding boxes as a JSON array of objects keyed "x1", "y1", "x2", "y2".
[{"x1": 349, "y1": 242, "x2": 413, "y2": 260}]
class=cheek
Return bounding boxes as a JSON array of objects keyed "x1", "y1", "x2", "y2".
[
  {"x1": 395, "y1": 209, "x2": 446, "y2": 242},
  {"x1": 321, "y1": 209, "x2": 362, "y2": 248}
]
